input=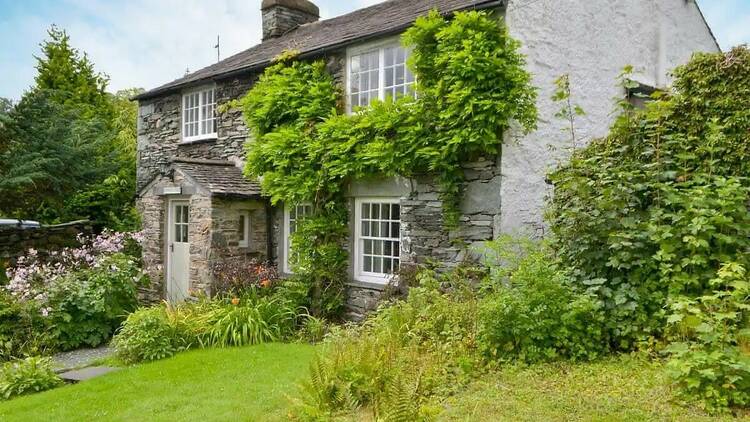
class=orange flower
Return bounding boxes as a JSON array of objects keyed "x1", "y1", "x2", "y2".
[
  {"x1": 260, "y1": 279, "x2": 271, "y2": 288},
  {"x1": 231, "y1": 297, "x2": 240, "y2": 306}
]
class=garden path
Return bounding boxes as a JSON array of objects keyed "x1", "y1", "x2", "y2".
[{"x1": 52, "y1": 345, "x2": 113, "y2": 373}]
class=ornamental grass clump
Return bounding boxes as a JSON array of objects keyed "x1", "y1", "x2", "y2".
[{"x1": 113, "y1": 294, "x2": 302, "y2": 364}]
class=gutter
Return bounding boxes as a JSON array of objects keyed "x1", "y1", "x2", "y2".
[{"x1": 134, "y1": 0, "x2": 506, "y2": 101}]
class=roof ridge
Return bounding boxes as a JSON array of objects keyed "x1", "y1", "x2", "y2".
[{"x1": 135, "y1": 0, "x2": 504, "y2": 101}]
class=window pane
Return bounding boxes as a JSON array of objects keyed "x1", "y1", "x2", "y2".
[
  {"x1": 396, "y1": 66, "x2": 404, "y2": 85},
  {"x1": 364, "y1": 239, "x2": 372, "y2": 254},
  {"x1": 351, "y1": 55, "x2": 360, "y2": 73},
  {"x1": 396, "y1": 47, "x2": 405, "y2": 64},
  {"x1": 373, "y1": 256, "x2": 382, "y2": 273},
  {"x1": 372, "y1": 221, "x2": 379, "y2": 237},
  {"x1": 381, "y1": 203, "x2": 390, "y2": 219},
  {"x1": 391, "y1": 204, "x2": 400, "y2": 219},
  {"x1": 362, "y1": 221, "x2": 370, "y2": 236},
  {"x1": 239, "y1": 215, "x2": 245, "y2": 241},
  {"x1": 362, "y1": 203, "x2": 370, "y2": 219},
  {"x1": 383, "y1": 258, "x2": 392, "y2": 274},
  {"x1": 385, "y1": 68, "x2": 393, "y2": 88},
  {"x1": 385, "y1": 48, "x2": 394, "y2": 66},
  {"x1": 372, "y1": 204, "x2": 380, "y2": 219},
  {"x1": 391, "y1": 222, "x2": 400, "y2": 238},
  {"x1": 350, "y1": 74, "x2": 360, "y2": 93},
  {"x1": 364, "y1": 256, "x2": 372, "y2": 272}
]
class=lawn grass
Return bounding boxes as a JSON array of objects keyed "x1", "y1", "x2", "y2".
[
  {"x1": 438, "y1": 355, "x2": 749, "y2": 421},
  {"x1": 0, "y1": 343, "x2": 316, "y2": 422}
]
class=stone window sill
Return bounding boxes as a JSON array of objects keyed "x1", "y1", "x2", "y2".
[
  {"x1": 347, "y1": 279, "x2": 390, "y2": 291},
  {"x1": 179, "y1": 136, "x2": 218, "y2": 146}
]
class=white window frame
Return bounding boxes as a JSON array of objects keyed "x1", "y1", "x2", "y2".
[
  {"x1": 353, "y1": 197, "x2": 401, "y2": 284},
  {"x1": 283, "y1": 203, "x2": 313, "y2": 274},
  {"x1": 181, "y1": 85, "x2": 217, "y2": 143},
  {"x1": 238, "y1": 211, "x2": 251, "y2": 248},
  {"x1": 346, "y1": 37, "x2": 415, "y2": 113}
]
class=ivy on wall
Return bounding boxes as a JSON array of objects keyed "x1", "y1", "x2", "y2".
[{"x1": 240, "y1": 10, "x2": 538, "y2": 317}]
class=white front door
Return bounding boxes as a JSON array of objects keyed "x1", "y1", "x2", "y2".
[{"x1": 167, "y1": 200, "x2": 190, "y2": 303}]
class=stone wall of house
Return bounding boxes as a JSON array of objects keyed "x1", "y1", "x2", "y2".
[
  {"x1": 136, "y1": 74, "x2": 257, "y2": 191},
  {"x1": 210, "y1": 198, "x2": 270, "y2": 259},
  {"x1": 0, "y1": 220, "x2": 93, "y2": 265},
  {"x1": 400, "y1": 157, "x2": 501, "y2": 268},
  {"x1": 137, "y1": 170, "x2": 215, "y2": 301}
]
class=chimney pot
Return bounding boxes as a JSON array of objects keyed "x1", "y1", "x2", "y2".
[{"x1": 261, "y1": 0, "x2": 319, "y2": 40}]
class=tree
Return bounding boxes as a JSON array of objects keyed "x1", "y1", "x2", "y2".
[
  {"x1": 0, "y1": 90, "x2": 114, "y2": 219},
  {"x1": 0, "y1": 25, "x2": 142, "y2": 229},
  {"x1": 34, "y1": 25, "x2": 112, "y2": 119},
  {"x1": 63, "y1": 89, "x2": 143, "y2": 230}
]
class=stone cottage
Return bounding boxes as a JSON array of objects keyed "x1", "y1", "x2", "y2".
[{"x1": 135, "y1": 0, "x2": 719, "y2": 316}]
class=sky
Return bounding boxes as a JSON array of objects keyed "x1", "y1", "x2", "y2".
[{"x1": 0, "y1": 0, "x2": 748, "y2": 101}]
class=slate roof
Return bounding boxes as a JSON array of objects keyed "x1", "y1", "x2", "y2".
[
  {"x1": 173, "y1": 158, "x2": 262, "y2": 198},
  {"x1": 135, "y1": 0, "x2": 505, "y2": 101}
]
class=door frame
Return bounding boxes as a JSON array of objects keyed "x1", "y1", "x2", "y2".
[{"x1": 165, "y1": 197, "x2": 190, "y2": 301}]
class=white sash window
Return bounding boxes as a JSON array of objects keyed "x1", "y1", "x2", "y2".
[{"x1": 182, "y1": 86, "x2": 216, "y2": 142}]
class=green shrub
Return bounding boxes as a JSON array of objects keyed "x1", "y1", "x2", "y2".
[
  {"x1": 114, "y1": 295, "x2": 301, "y2": 363},
  {"x1": 0, "y1": 357, "x2": 62, "y2": 400},
  {"x1": 202, "y1": 296, "x2": 297, "y2": 347},
  {"x1": 547, "y1": 47, "x2": 750, "y2": 349},
  {"x1": 665, "y1": 262, "x2": 750, "y2": 413},
  {"x1": 477, "y1": 238, "x2": 608, "y2": 363},
  {"x1": 112, "y1": 306, "x2": 190, "y2": 364},
  {"x1": 0, "y1": 292, "x2": 49, "y2": 360},
  {"x1": 47, "y1": 253, "x2": 146, "y2": 350}
]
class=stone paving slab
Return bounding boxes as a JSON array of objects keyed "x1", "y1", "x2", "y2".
[{"x1": 58, "y1": 366, "x2": 120, "y2": 383}]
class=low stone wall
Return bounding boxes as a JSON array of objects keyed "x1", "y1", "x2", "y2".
[{"x1": 0, "y1": 220, "x2": 93, "y2": 264}]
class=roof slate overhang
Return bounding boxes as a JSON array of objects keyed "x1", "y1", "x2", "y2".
[
  {"x1": 137, "y1": 158, "x2": 263, "y2": 199},
  {"x1": 135, "y1": 0, "x2": 506, "y2": 101}
]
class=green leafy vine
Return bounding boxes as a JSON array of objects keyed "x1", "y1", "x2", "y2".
[{"x1": 239, "y1": 10, "x2": 537, "y2": 317}]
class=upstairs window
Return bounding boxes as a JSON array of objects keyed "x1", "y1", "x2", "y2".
[
  {"x1": 348, "y1": 42, "x2": 415, "y2": 112},
  {"x1": 182, "y1": 86, "x2": 216, "y2": 142}
]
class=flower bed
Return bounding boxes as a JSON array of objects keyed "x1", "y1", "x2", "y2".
[{"x1": 0, "y1": 231, "x2": 148, "y2": 359}]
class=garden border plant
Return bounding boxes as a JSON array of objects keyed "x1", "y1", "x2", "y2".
[
  {"x1": 236, "y1": 10, "x2": 537, "y2": 317},
  {"x1": 547, "y1": 46, "x2": 750, "y2": 412}
]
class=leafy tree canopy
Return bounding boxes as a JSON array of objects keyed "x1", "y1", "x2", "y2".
[
  {"x1": 0, "y1": 26, "x2": 141, "y2": 230},
  {"x1": 34, "y1": 25, "x2": 112, "y2": 119}
]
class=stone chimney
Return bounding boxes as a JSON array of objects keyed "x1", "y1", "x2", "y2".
[{"x1": 261, "y1": 0, "x2": 320, "y2": 40}]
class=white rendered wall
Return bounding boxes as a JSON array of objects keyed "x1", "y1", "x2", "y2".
[{"x1": 496, "y1": 0, "x2": 720, "y2": 236}]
